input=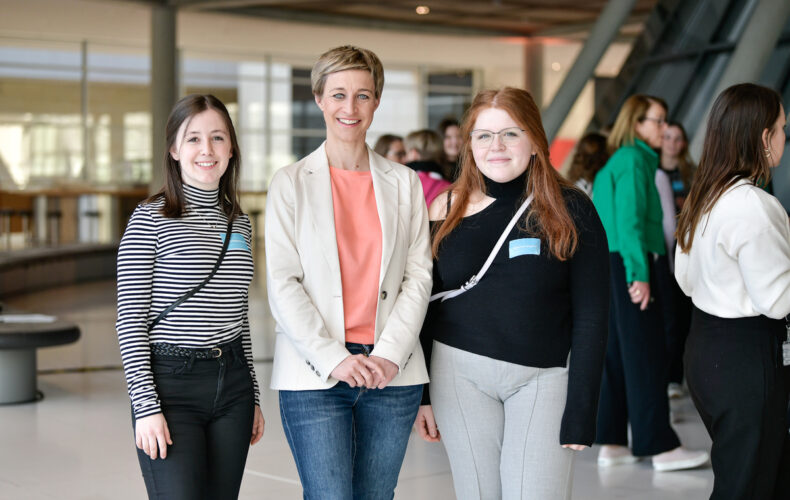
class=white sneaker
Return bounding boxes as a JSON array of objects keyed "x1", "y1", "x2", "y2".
[
  {"x1": 652, "y1": 447, "x2": 709, "y2": 472},
  {"x1": 667, "y1": 383, "x2": 685, "y2": 399},
  {"x1": 598, "y1": 445, "x2": 639, "y2": 467}
]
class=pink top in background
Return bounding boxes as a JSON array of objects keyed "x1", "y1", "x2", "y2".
[
  {"x1": 329, "y1": 166, "x2": 382, "y2": 345},
  {"x1": 417, "y1": 171, "x2": 451, "y2": 205}
]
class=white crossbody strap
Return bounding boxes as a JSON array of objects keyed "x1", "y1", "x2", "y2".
[{"x1": 430, "y1": 194, "x2": 534, "y2": 302}]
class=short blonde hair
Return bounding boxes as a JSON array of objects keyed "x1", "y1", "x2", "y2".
[
  {"x1": 404, "y1": 129, "x2": 442, "y2": 162},
  {"x1": 311, "y1": 45, "x2": 385, "y2": 99},
  {"x1": 608, "y1": 94, "x2": 667, "y2": 153}
]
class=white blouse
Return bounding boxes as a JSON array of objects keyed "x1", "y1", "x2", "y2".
[{"x1": 675, "y1": 179, "x2": 790, "y2": 319}]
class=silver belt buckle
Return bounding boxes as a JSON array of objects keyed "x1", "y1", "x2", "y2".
[{"x1": 211, "y1": 347, "x2": 222, "y2": 358}]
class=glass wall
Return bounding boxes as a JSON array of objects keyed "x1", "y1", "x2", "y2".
[
  {"x1": 0, "y1": 36, "x2": 476, "y2": 192},
  {"x1": 0, "y1": 38, "x2": 83, "y2": 188}
]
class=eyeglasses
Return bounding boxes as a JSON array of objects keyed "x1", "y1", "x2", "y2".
[
  {"x1": 642, "y1": 116, "x2": 667, "y2": 126},
  {"x1": 470, "y1": 127, "x2": 526, "y2": 148}
]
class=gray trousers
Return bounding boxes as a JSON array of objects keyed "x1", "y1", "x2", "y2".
[{"x1": 430, "y1": 341, "x2": 574, "y2": 500}]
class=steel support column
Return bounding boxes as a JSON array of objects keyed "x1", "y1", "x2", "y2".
[{"x1": 542, "y1": 0, "x2": 638, "y2": 141}]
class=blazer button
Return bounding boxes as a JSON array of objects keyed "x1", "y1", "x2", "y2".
[
  {"x1": 380, "y1": 290, "x2": 388, "y2": 300},
  {"x1": 316, "y1": 371, "x2": 321, "y2": 378}
]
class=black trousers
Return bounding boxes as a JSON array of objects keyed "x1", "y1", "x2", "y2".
[
  {"x1": 653, "y1": 256, "x2": 692, "y2": 385},
  {"x1": 596, "y1": 253, "x2": 680, "y2": 456},
  {"x1": 132, "y1": 339, "x2": 255, "y2": 500},
  {"x1": 685, "y1": 307, "x2": 790, "y2": 500}
]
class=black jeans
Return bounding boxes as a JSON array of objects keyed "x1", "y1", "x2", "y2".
[
  {"x1": 685, "y1": 307, "x2": 790, "y2": 500},
  {"x1": 595, "y1": 253, "x2": 680, "y2": 456},
  {"x1": 132, "y1": 339, "x2": 255, "y2": 500}
]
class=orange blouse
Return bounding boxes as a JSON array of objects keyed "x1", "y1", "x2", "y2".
[{"x1": 329, "y1": 166, "x2": 382, "y2": 345}]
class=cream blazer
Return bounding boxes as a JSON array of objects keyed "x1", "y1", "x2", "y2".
[{"x1": 265, "y1": 142, "x2": 432, "y2": 390}]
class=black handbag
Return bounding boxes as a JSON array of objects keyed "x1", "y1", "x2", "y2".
[{"x1": 147, "y1": 220, "x2": 233, "y2": 332}]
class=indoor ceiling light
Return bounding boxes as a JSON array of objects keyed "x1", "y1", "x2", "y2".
[{"x1": 416, "y1": 5, "x2": 430, "y2": 15}]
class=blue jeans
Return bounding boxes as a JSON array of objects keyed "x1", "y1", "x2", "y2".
[{"x1": 279, "y1": 343, "x2": 422, "y2": 500}]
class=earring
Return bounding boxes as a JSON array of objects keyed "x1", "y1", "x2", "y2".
[{"x1": 764, "y1": 147, "x2": 772, "y2": 158}]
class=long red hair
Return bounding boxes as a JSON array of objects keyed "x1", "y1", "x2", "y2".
[{"x1": 431, "y1": 87, "x2": 578, "y2": 260}]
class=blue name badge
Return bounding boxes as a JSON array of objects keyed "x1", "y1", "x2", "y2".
[
  {"x1": 220, "y1": 232, "x2": 250, "y2": 252},
  {"x1": 509, "y1": 238, "x2": 540, "y2": 258}
]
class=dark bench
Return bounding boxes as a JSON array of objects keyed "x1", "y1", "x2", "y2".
[{"x1": 0, "y1": 314, "x2": 80, "y2": 404}]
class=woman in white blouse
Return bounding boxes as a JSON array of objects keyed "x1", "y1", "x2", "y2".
[{"x1": 675, "y1": 83, "x2": 789, "y2": 500}]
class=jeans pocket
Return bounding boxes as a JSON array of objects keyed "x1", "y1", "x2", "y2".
[{"x1": 151, "y1": 358, "x2": 188, "y2": 376}]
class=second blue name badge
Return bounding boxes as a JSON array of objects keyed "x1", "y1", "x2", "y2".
[{"x1": 509, "y1": 238, "x2": 540, "y2": 258}]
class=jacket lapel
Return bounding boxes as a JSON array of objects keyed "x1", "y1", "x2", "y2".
[
  {"x1": 301, "y1": 143, "x2": 342, "y2": 283},
  {"x1": 369, "y1": 148, "x2": 399, "y2": 287}
]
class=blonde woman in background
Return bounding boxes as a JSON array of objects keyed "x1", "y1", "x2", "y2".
[{"x1": 592, "y1": 94, "x2": 708, "y2": 471}]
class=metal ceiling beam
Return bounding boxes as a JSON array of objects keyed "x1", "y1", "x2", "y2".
[{"x1": 201, "y1": 6, "x2": 536, "y2": 37}]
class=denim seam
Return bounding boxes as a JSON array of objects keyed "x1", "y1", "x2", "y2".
[
  {"x1": 212, "y1": 358, "x2": 226, "y2": 413},
  {"x1": 279, "y1": 392, "x2": 306, "y2": 491},
  {"x1": 140, "y1": 448, "x2": 160, "y2": 498}
]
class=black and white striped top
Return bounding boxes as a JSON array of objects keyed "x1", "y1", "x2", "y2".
[{"x1": 116, "y1": 183, "x2": 259, "y2": 418}]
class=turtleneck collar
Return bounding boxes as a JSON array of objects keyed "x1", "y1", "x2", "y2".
[
  {"x1": 482, "y1": 170, "x2": 528, "y2": 201},
  {"x1": 183, "y1": 183, "x2": 220, "y2": 208}
]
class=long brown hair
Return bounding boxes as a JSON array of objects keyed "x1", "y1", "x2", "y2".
[
  {"x1": 146, "y1": 94, "x2": 242, "y2": 220},
  {"x1": 607, "y1": 94, "x2": 667, "y2": 154},
  {"x1": 567, "y1": 132, "x2": 609, "y2": 184},
  {"x1": 677, "y1": 83, "x2": 782, "y2": 252},
  {"x1": 431, "y1": 87, "x2": 578, "y2": 260}
]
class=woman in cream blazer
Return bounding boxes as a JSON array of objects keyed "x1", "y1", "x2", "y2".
[{"x1": 264, "y1": 45, "x2": 432, "y2": 500}]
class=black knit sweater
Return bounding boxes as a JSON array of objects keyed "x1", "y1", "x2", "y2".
[{"x1": 419, "y1": 171, "x2": 610, "y2": 446}]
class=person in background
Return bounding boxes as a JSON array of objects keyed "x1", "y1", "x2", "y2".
[
  {"x1": 265, "y1": 45, "x2": 432, "y2": 499},
  {"x1": 405, "y1": 129, "x2": 451, "y2": 205},
  {"x1": 373, "y1": 133, "x2": 407, "y2": 163},
  {"x1": 438, "y1": 116, "x2": 462, "y2": 180},
  {"x1": 658, "y1": 121, "x2": 696, "y2": 400},
  {"x1": 117, "y1": 94, "x2": 264, "y2": 500},
  {"x1": 415, "y1": 87, "x2": 610, "y2": 500},
  {"x1": 676, "y1": 83, "x2": 789, "y2": 500},
  {"x1": 592, "y1": 94, "x2": 708, "y2": 471},
  {"x1": 660, "y1": 122, "x2": 695, "y2": 211},
  {"x1": 566, "y1": 132, "x2": 609, "y2": 197}
]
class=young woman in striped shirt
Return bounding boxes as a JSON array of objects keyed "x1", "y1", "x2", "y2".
[{"x1": 116, "y1": 94, "x2": 264, "y2": 500}]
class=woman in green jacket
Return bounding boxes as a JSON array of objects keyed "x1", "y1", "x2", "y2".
[{"x1": 591, "y1": 94, "x2": 708, "y2": 472}]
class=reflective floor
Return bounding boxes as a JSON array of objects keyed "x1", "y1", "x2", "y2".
[{"x1": 1, "y1": 275, "x2": 714, "y2": 499}]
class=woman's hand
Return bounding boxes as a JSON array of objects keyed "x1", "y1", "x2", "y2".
[
  {"x1": 251, "y1": 405, "x2": 265, "y2": 445},
  {"x1": 135, "y1": 413, "x2": 172, "y2": 459},
  {"x1": 364, "y1": 355, "x2": 399, "y2": 389},
  {"x1": 628, "y1": 281, "x2": 651, "y2": 310},
  {"x1": 561, "y1": 444, "x2": 588, "y2": 451},
  {"x1": 330, "y1": 355, "x2": 376, "y2": 388},
  {"x1": 414, "y1": 405, "x2": 441, "y2": 442}
]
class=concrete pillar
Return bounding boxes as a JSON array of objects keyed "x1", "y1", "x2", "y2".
[
  {"x1": 149, "y1": 4, "x2": 178, "y2": 195},
  {"x1": 524, "y1": 39, "x2": 544, "y2": 110},
  {"x1": 0, "y1": 349, "x2": 36, "y2": 404},
  {"x1": 689, "y1": 0, "x2": 790, "y2": 160},
  {"x1": 542, "y1": 0, "x2": 638, "y2": 141}
]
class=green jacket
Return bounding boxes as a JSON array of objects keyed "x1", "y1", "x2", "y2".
[{"x1": 592, "y1": 139, "x2": 665, "y2": 283}]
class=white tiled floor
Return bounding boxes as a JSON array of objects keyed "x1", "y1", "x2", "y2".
[{"x1": 1, "y1": 277, "x2": 714, "y2": 499}]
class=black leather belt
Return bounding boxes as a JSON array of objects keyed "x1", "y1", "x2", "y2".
[{"x1": 150, "y1": 342, "x2": 227, "y2": 359}]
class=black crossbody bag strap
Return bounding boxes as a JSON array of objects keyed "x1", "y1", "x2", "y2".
[{"x1": 148, "y1": 220, "x2": 234, "y2": 332}]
